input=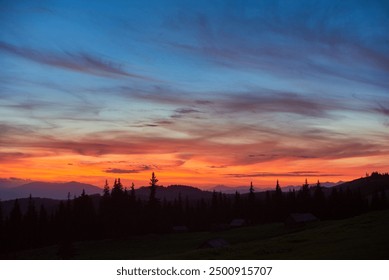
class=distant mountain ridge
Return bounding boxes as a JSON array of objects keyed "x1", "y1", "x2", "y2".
[
  {"x1": 0, "y1": 181, "x2": 102, "y2": 200},
  {"x1": 0, "y1": 181, "x2": 213, "y2": 201},
  {"x1": 0, "y1": 178, "x2": 33, "y2": 188},
  {"x1": 0, "y1": 174, "x2": 387, "y2": 201}
]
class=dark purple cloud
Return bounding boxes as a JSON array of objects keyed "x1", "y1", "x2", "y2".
[
  {"x1": 175, "y1": 108, "x2": 200, "y2": 114},
  {"x1": 226, "y1": 171, "x2": 343, "y2": 178},
  {"x1": 171, "y1": 107, "x2": 202, "y2": 119},
  {"x1": 376, "y1": 104, "x2": 389, "y2": 117},
  {"x1": 208, "y1": 165, "x2": 227, "y2": 169},
  {"x1": 104, "y1": 168, "x2": 140, "y2": 174},
  {"x1": 116, "y1": 85, "x2": 345, "y2": 118}
]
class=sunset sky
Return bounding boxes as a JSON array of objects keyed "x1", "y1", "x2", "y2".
[{"x1": 1, "y1": 0, "x2": 388, "y2": 189}]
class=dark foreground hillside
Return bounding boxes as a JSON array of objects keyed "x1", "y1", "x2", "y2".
[{"x1": 3, "y1": 209, "x2": 388, "y2": 260}]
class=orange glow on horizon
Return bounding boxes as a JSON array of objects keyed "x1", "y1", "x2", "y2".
[{"x1": 2, "y1": 150, "x2": 387, "y2": 190}]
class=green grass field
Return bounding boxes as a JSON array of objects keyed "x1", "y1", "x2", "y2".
[{"x1": 4, "y1": 209, "x2": 389, "y2": 259}]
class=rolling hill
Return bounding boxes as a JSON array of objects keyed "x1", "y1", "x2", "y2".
[{"x1": 334, "y1": 172, "x2": 389, "y2": 195}]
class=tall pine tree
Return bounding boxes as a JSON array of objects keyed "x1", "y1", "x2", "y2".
[
  {"x1": 149, "y1": 172, "x2": 159, "y2": 206},
  {"x1": 248, "y1": 181, "x2": 255, "y2": 202}
]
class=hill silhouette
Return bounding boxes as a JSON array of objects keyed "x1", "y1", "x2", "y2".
[
  {"x1": 335, "y1": 172, "x2": 389, "y2": 195},
  {"x1": 1, "y1": 197, "x2": 61, "y2": 217},
  {"x1": 5, "y1": 181, "x2": 101, "y2": 200},
  {"x1": 135, "y1": 185, "x2": 213, "y2": 201},
  {"x1": 0, "y1": 182, "x2": 214, "y2": 201}
]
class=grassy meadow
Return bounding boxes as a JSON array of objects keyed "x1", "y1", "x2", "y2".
[{"x1": 3, "y1": 209, "x2": 389, "y2": 260}]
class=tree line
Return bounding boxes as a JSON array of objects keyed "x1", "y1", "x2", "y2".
[{"x1": 0, "y1": 172, "x2": 388, "y2": 257}]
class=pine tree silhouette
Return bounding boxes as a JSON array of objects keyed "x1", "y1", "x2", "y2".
[
  {"x1": 24, "y1": 195, "x2": 38, "y2": 247},
  {"x1": 249, "y1": 181, "x2": 255, "y2": 202},
  {"x1": 275, "y1": 180, "x2": 282, "y2": 200},
  {"x1": 313, "y1": 180, "x2": 325, "y2": 217},
  {"x1": 130, "y1": 182, "x2": 136, "y2": 201},
  {"x1": 149, "y1": 172, "x2": 159, "y2": 207},
  {"x1": 103, "y1": 179, "x2": 110, "y2": 197},
  {"x1": 111, "y1": 178, "x2": 124, "y2": 199},
  {"x1": 299, "y1": 179, "x2": 311, "y2": 212}
]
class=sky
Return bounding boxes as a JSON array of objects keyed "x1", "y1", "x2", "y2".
[{"x1": 1, "y1": 0, "x2": 389, "y2": 189}]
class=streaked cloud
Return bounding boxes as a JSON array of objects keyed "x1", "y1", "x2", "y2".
[
  {"x1": 163, "y1": 1, "x2": 389, "y2": 88},
  {"x1": 0, "y1": 41, "x2": 152, "y2": 80}
]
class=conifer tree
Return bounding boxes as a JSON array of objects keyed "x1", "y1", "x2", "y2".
[
  {"x1": 275, "y1": 180, "x2": 282, "y2": 200},
  {"x1": 73, "y1": 189, "x2": 96, "y2": 239},
  {"x1": 302, "y1": 179, "x2": 309, "y2": 193},
  {"x1": 211, "y1": 190, "x2": 218, "y2": 209},
  {"x1": 146, "y1": 172, "x2": 160, "y2": 232},
  {"x1": 99, "y1": 180, "x2": 112, "y2": 236},
  {"x1": 103, "y1": 179, "x2": 110, "y2": 197},
  {"x1": 130, "y1": 182, "x2": 136, "y2": 201},
  {"x1": 298, "y1": 179, "x2": 311, "y2": 212},
  {"x1": 149, "y1": 172, "x2": 159, "y2": 206},
  {"x1": 313, "y1": 180, "x2": 324, "y2": 199},
  {"x1": 272, "y1": 180, "x2": 284, "y2": 221},
  {"x1": 313, "y1": 180, "x2": 326, "y2": 218},
  {"x1": 234, "y1": 190, "x2": 240, "y2": 205},
  {"x1": 23, "y1": 195, "x2": 39, "y2": 248},
  {"x1": 248, "y1": 181, "x2": 255, "y2": 202},
  {"x1": 111, "y1": 178, "x2": 124, "y2": 199},
  {"x1": 246, "y1": 182, "x2": 256, "y2": 223}
]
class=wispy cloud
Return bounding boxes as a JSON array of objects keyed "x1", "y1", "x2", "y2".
[
  {"x1": 0, "y1": 41, "x2": 152, "y2": 80},
  {"x1": 216, "y1": 92, "x2": 334, "y2": 118},
  {"x1": 2, "y1": 126, "x2": 387, "y2": 167},
  {"x1": 163, "y1": 2, "x2": 389, "y2": 89},
  {"x1": 115, "y1": 85, "x2": 348, "y2": 118},
  {"x1": 0, "y1": 152, "x2": 30, "y2": 162}
]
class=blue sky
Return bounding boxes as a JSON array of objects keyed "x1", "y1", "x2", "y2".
[{"x1": 1, "y1": 0, "x2": 388, "y2": 187}]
